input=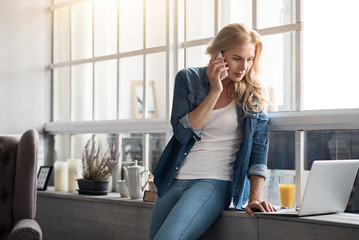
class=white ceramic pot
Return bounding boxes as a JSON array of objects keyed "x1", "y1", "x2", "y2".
[
  {"x1": 123, "y1": 160, "x2": 150, "y2": 199},
  {"x1": 117, "y1": 180, "x2": 129, "y2": 198}
]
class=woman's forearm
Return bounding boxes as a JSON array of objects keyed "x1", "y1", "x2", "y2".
[
  {"x1": 188, "y1": 91, "x2": 221, "y2": 130},
  {"x1": 246, "y1": 174, "x2": 275, "y2": 216},
  {"x1": 248, "y1": 175, "x2": 265, "y2": 202}
]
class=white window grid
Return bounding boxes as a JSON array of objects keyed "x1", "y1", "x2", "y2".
[{"x1": 48, "y1": 0, "x2": 359, "y2": 205}]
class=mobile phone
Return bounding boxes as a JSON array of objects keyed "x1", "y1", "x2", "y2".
[{"x1": 216, "y1": 51, "x2": 228, "y2": 81}]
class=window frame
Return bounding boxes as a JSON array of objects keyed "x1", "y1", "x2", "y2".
[
  {"x1": 49, "y1": 0, "x2": 172, "y2": 171},
  {"x1": 48, "y1": 0, "x2": 359, "y2": 205}
]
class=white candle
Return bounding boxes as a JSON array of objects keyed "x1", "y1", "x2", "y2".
[
  {"x1": 67, "y1": 158, "x2": 82, "y2": 192},
  {"x1": 268, "y1": 87, "x2": 278, "y2": 112},
  {"x1": 54, "y1": 161, "x2": 68, "y2": 192}
]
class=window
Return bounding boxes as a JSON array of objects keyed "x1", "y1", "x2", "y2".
[
  {"x1": 52, "y1": 0, "x2": 167, "y2": 122},
  {"x1": 303, "y1": 0, "x2": 359, "y2": 110},
  {"x1": 50, "y1": 0, "x2": 169, "y2": 175},
  {"x1": 49, "y1": 0, "x2": 359, "y2": 206},
  {"x1": 179, "y1": 0, "x2": 298, "y2": 111}
]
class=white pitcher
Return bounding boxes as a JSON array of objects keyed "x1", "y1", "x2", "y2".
[{"x1": 122, "y1": 160, "x2": 150, "y2": 199}]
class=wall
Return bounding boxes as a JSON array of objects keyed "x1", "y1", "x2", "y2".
[{"x1": 0, "y1": 0, "x2": 51, "y2": 135}]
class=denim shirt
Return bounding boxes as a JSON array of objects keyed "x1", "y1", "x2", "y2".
[{"x1": 153, "y1": 67, "x2": 269, "y2": 210}]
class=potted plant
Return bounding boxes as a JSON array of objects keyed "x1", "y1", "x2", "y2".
[{"x1": 77, "y1": 135, "x2": 119, "y2": 195}]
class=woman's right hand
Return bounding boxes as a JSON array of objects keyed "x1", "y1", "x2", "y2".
[
  {"x1": 206, "y1": 54, "x2": 229, "y2": 94},
  {"x1": 187, "y1": 56, "x2": 228, "y2": 130}
]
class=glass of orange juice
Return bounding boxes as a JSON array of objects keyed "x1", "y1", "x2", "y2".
[{"x1": 278, "y1": 175, "x2": 295, "y2": 209}]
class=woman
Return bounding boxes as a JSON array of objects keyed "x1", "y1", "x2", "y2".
[{"x1": 149, "y1": 23, "x2": 275, "y2": 240}]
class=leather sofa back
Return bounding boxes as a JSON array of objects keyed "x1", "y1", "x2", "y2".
[
  {"x1": 13, "y1": 130, "x2": 38, "y2": 220},
  {"x1": 0, "y1": 129, "x2": 38, "y2": 239},
  {"x1": 0, "y1": 136, "x2": 18, "y2": 238}
]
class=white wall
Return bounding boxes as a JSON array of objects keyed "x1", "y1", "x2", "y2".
[{"x1": 0, "y1": 0, "x2": 51, "y2": 134}]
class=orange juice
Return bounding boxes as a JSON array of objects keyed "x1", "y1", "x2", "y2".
[{"x1": 279, "y1": 184, "x2": 295, "y2": 208}]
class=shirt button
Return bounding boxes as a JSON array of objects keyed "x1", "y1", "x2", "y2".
[
  {"x1": 175, "y1": 167, "x2": 179, "y2": 170},
  {"x1": 184, "y1": 152, "x2": 187, "y2": 156}
]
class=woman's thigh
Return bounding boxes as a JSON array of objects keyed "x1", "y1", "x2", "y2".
[
  {"x1": 149, "y1": 180, "x2": 182, "y2": 240},
  {"x1": 152, "y1": 179, "x2": 231, "y2": 240}
]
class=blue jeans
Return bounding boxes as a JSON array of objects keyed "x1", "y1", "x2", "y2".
[{"x1": 149, "y1": 179, "x2": 231, "y2": 240}]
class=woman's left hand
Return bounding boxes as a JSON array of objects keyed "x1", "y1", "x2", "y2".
[{"x1": 245, "y1": 200, "x2": 277, "y2": 217}]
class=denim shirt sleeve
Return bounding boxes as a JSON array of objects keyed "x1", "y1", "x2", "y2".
[
  {"x1": 170, "y1": 69, "x2": 206, "y2": 144},
  {"x1": 179, "y1": 113, "x2": 203, "y2": 140},
  {"x1": 248, "y1": 111, "x2": 269, "y2": 180},
  {"x1": 248, "y1": 164, "x2": 267, "y2": 178}
]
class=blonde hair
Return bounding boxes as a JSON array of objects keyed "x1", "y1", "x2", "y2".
[{"x1": 206, "y1": 23, "x2": 268, "y2": 113}]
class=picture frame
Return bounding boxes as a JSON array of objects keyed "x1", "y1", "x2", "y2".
[
  {"x1": 37, "y1": 166, "x2": 53, "y2": 191},
  {"x1": 132, "y1": 80, "x2": 157, "y2": 118}
]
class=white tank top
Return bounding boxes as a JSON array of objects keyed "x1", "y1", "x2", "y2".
[{"x1": 176, "y1": 101, "x2": 243, "y2": 181}]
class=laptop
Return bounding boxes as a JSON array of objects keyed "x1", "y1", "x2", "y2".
[{"x1": 256, "y1": 159, "x2": 359, "y2": 216}]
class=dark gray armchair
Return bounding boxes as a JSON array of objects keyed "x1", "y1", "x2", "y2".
[{"x1": 0, "y1": 129, "x2": 42, "y2": 240}]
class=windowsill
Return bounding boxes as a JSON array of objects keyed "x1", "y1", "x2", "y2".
[
  {"x1": 37, "y1": 188, "x2": 359, "y2": 240},
  {"x1": 38, "y1": 187, "x2": 359, "y2": 226},
  {"x1": 256, "y1": 211, "x2": 359, "y2": 228},
  {"x1": 38, "y1": 186, "x2": 154, "y2": 208},
  {"x1": 37, "y1": 187, "x2": 253, "y2": 219}
]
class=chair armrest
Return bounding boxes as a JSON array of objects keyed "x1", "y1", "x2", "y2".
[{"x1": 7, "y1": 219, "x2": 42, "y2": 240}]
